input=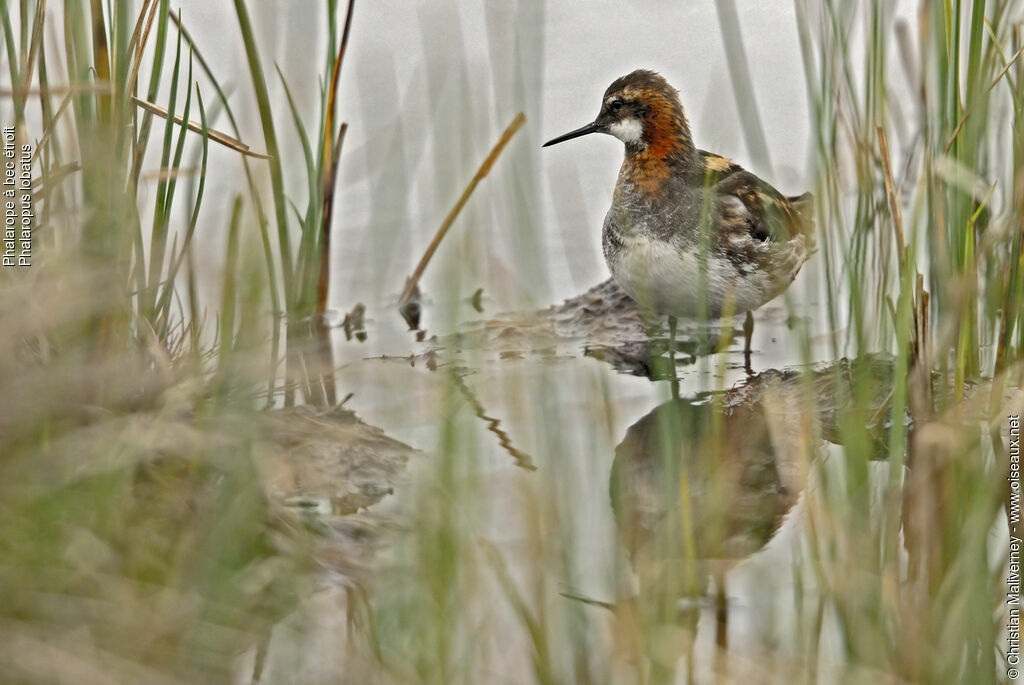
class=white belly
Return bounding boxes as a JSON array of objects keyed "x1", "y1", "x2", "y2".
[{"x1": 607, "y1": 234, "x2": 773, "y2": 318}]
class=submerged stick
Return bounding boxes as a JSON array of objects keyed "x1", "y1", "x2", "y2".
[{"x1": 398, "y1": 111, "x2": 526, "y2": 327}]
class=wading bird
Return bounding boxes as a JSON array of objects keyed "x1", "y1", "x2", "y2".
[{"x1": 544, "y1": 69, "x2": 814, "y2": 372}]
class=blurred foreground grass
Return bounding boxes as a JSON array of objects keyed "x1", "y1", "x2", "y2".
[
  {"x1": 0, "y1": 1, "x2": 1023, "y2": 684},
  {"x1": 0, "y1": 0, "x2": 347, "y2": 680}
]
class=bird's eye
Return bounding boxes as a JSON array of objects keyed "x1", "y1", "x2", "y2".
[{"x1": 610, "y1": 99, "x2": 625, "y2": 112}]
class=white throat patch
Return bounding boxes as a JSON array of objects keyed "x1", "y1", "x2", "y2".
[{"x1": 607, "y1": 118, "x2": 644, "y2": 145}]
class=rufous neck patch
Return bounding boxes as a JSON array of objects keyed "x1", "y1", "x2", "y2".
[{"x1": 620, "y1": 93, "x2": 695, "y2": 196}]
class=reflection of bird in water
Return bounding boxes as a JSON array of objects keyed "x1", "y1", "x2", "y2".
[
  {"x1": 609, "y1": 376, "x2": 810, "y2": 681},
  {"x1": 607, "y1": 357, "x2": 900, "y2": 680},
  {"x1": 611, "y1": 395, "x2": 802, "y2": 575},
  {"x1": 611, "y1": 356, "x2": 900, "y2": 571}
]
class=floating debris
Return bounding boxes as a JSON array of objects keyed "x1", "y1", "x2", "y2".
[
  {"x1": 471, "y1": 287, "x2": 485, "y2": 313},
  {"x1": 342, "y1": 302, "x2": 367, "y2": 342}
]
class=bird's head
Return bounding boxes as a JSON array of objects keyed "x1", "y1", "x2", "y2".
[{"x1": 543, "y1": 69, "x2": 694, "y2": 163}]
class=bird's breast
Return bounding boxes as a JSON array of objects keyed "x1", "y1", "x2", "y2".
[
  {"x1": 606, "y1": 233, "x2": 704, "y2": 316},
  {"x1": 605, "y1": 231, "x2": 778, "y2": 319}
]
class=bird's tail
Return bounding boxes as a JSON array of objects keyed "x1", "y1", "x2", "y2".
[{"x1": 787, "y1": 192, "x2": 817, "y2": 250}]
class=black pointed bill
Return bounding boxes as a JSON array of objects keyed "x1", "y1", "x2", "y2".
[{"x1": 542, "y1": 121, "x2": 601, "y2": 147}]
